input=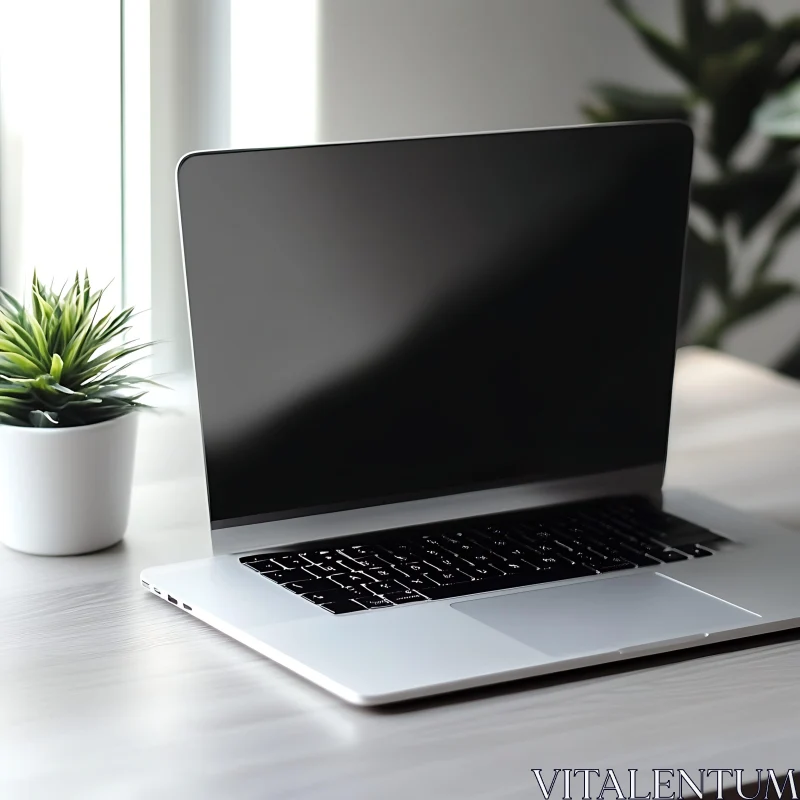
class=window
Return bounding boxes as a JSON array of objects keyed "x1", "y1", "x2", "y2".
[
  {"x1": 0, "y1": 0, "x2": 320, "y2": 378},
  {"x1": 0, "y1": 0, "x2": 122, "y2": 306}
]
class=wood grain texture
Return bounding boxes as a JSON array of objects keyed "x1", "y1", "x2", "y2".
[{"x1": 3, "y1": 347, "x2": 800, "y2": 799}]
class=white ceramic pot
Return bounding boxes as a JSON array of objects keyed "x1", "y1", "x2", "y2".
[{"x1": 0, "y1": 412, "x2": 139, "y2": 556}]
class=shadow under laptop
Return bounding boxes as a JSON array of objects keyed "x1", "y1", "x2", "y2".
[{"x1": 368, "y1": 625, "x2": 800, "y2": 715}]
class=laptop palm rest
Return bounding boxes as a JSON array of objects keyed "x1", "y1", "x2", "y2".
[{"x1": 451, "y1": 572, "x2": 758, "y2": 658}]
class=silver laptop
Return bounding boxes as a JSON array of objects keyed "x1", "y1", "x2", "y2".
[{"x1": 142, "y1": 122, "x2": 800, "y2": 706}]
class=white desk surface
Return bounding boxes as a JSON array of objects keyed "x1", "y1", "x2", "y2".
[{"x1": 3, "y1": 347, "x2": 800, "y2": 799}]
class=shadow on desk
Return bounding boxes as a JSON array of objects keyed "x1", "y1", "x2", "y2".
[{"x1": 366, "y1": 626, "x2": 800, "y2": 716}]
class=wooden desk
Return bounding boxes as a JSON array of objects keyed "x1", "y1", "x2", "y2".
[{"x1": 3, "y1": 347, "x2": 800, "y2": 798}]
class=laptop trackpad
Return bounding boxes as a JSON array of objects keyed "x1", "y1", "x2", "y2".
[{"x1": 451, "y1": 572, "x2": 758, "y2": 657}]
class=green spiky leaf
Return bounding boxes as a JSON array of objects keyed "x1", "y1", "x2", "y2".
[
  {"x1": 0, "y1": 273, "x2": 155, "y2": 427},
  {"x1": 49, "y1": 353, "x2": 63, "y2": 382}
]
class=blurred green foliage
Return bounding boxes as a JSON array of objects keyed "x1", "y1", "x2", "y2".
[{"x1": 583, "y1": 0, "x2": 800, "y2": 373}]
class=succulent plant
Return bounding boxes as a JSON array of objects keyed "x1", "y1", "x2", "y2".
[
  {"x1": 0, "y1": 272, "x2": 155, "y2": 427},
  {"x1": 583, "y1": 0, "x2": 800, "y2": 372}
]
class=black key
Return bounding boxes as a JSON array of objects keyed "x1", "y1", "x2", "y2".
[
  {"x1": 553, "y1": 539, "x2": 576, "y2": 554},
  {"x1": 469, "y1": 551, "x2": 506, "y2": 569},
  {"x1": 539, "y1": 555, "x2": 570, "y2": 568},
  {"x1": 656, "y1": 548, "x2": 688, "y2": 563},
  {"x1": 586, "y1": 538, "x2": 620, "y2": 555},
  {"x1": 426, "y1": 570, "x2": 472, "y2": 586},
  {"x1": 441, "y1": 529, "x2": 472, "y2": 540},
  {"x1": 361, "y1": 567, "x2": 394, "y2": 581},
  {"x1": 337, "y1": 550, "x2": 372, "y2": 568},
  {"x1": 317, "y1": 563, "x2": 342, "y2": 575},
  {"x1": 367, "y1": 580, "x2": 406, "y2": 596},
  {"x1": 688, "y1": 531, "x2": 726, "y2": 547},
  {"x1": 424, "y1": 569, "x2": 586, "y2": 600},
  {"x1": 615, "y1": 546, "x2": 662, "y2": 568},
  {"x1": 517, "y1": 553, "x2": 548, "y2": 570},
  {"x1": 541, "y1": 562, "x2": 596, "y2": 579},
  {"x1": 336, "y1": 544, "x2": 372, "y2": 558},
  {"x1": 597, "y1": 557, "x2": 635, "y2": 573},
  {"x1": 324, "y1": 583, "x2": 365, "y2": 599},
  {"x1": 439, "y1": 540, "x2": 484, "y2": 558},
  {"x1": 465, "y1": 563, "x2": 503, "y2": 579},
  {"x1": 376, "y1": 550, "x2": 414, "y2": 566},
  {"x1": 549, "y1": 551, "x2": 586, "y2": 567},
  {"x1": 517, "y1": 528, "x2": 556, "y2": 544},
  {"x1": 328, "y1": 575, "x2": 372, "y2": 593},
  {"x1": 425, "y1": 554, "x2": 458, "y2": 570},
  {"x1": 652, "y1": 524, "x2": 724, "y2": 548},
  {"x1": 244, "y1": 559, "x2": 282, "y2": 574},
  {"x1": 633, "y1": 514, "x2": 709, "y2": 544},
  {"x1": 379, "y1": 539, "x2": 418, "y2": 554},
  {"x1": 240, "y1": 553, "x2": 269, "y2": 564},
  {"x1": 350, "y1": 556, "x2": 388, "y2": 571},
  {"x1": 319, "y1": 599, "x2": 365, "y2": 614},
  {"x1": 269, "y1": 568, "x2": 318, "y2": 584},
  {"x1": 620, "y1": 538, "x2": 664, "y2": 557},
  {"x1": 282, "y1": 577, "x2": 340, "y2": 594},
  {"x1": 311, "y1": 551, "x2": 345, "y2": 565},
  {"x1": 502, "y1": 561, "x2": 536, "y2": 574},
  {"x1": 353, "y1": 595, "x2": 394, "y2": 609},
  {"x1": 398, "y1": 562, "x2": 427, "y2": 576},
  {"x1": 302, "y1": 563, "x2": 339, "y2": 579},
  {"x1": 508, "y1": 545, "x2": 539, "y2": 560},
  {"x1": 530, "y1": 543, "x2": 560, "y2": 557},
  {"x1": 420, "y1": 545, "x2": 449, "y2": 561},
  {"x1": 301, "y1": 588, "x2": 353, "y2": 604},
  {"x1": 484, "y1": 541, "x2": 531, "y2": 560},
  {"x1": 397, "y1": 574, "x2": 439, "y2": 592},
  {"x1": 269, "y1": 554, "x2": 307, "y2": 570},
  {"x1": 684, "y1": 544, "x2": 713, "y2": 558},
  {"x1": 353, "y1": 570, "x2": 379, "y2": 583},
  {"x1": 419, "y1": 554, "x2": 450, "y2": 572},
  {"x1": 383, "y1": 591, "x2": 425, "y2": 604}
]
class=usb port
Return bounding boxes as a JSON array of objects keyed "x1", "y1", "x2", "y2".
[
  {"x1": 154, "y1": 588, "x2": 161, "y2": 595},
  {"x1": 141, "y1": 580, "x2": 150, "y2": 588},
  {"x1": 183, "y1": 603, "x2": 193, "y2": 611},
  {"x1": 167, "y1": 595, "x2": 178, "y2": 605}
]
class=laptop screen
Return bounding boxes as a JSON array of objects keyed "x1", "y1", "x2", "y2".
[{"x1": 177, "y1": 123, "x2": 693, "y2": 528}]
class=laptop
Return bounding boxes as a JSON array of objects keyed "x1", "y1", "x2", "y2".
[{"x1": 142, "y1": 121, "x2": 800, "y2": 706}]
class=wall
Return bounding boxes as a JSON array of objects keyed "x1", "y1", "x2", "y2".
[
  {"x1": 317, "y1": 0, "x2": 800, "y2": 367},
  {"x1": 149, "y1": 0, "x2": 231, "y2": 375}
]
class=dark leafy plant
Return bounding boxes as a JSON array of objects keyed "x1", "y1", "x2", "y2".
[
  {"x1": 583, "y1": 0, "x2": 800, "y2": 362},
  {"x1": 754, "y1": 77, "x2": 800, "y2": 374},
  {"x1": 0, "y1": 272, "x2": 156, "y2": 428}
]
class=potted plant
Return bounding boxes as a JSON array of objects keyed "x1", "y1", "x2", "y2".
[
  {"x1": 0, "y1": 273, "x2": 154, "y2": 555},
  {"x1": 582, "y1": 0, "x2": 800, "y2": 370}
]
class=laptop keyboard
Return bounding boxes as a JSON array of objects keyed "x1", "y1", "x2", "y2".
[{"x1": 240, "y1": 496, "x2": 727, "y2": 614}]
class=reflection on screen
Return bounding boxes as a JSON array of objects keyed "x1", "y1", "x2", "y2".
[{"x1": 177, "y1": 124, "x2": 693, "y2": 526}]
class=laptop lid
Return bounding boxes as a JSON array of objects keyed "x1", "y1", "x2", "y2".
[{"x1": 176, "y1": 122, "x2": 693, "y2": 555}]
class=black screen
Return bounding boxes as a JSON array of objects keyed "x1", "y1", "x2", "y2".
[{"x1": 177, "y1": 123, "x2": 693, "y2": 527}]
